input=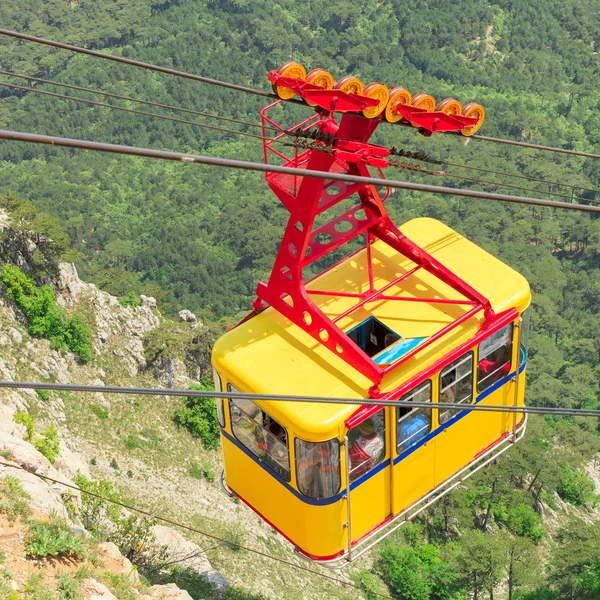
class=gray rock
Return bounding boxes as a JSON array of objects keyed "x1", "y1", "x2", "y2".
[
  {"x1": 82, "y1": 579, "x2": 118, "y2": 600},
  {"x1": 178, "y1": 310, "x2": 197, "y2": 324},
  {"x1": 56, "y1": 263, "x2": 85, "y2": 298},
  {"x1": 140, "y1": 295, "x2": 157, "y2": 310},
  {"x1": 8, "y1": 328, "x2": 22, "y2": 344}
]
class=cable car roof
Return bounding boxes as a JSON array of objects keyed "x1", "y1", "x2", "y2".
[{"x1": 212, "y1": 217, "x2": 531, "y2": 440}]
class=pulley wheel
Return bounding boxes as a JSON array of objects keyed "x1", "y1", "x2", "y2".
[
  {"x1": 461, "y1": 102, "x2": 486, "y2": 136},
  {"x1": 272, "y1": 62, "x2": 307, "y2": 100},
  {"x1": 334, "y1": 75, "x2": 364, "y2": 97},
  {"x1": 305, "y1": 68, "x2": 334, "y2": 106},
  {"x1": 385, "y1": 87, "x2": 412, "y2": 123},
  {"x1": 436, "y1": 97, "x2": 463, "y2": 116},
  {"x1": 410, "y1": 93, "x2": 436, "y2": 127},
  {"x1": 362, "y1": 82, "x2": 390, "y2": 119}
]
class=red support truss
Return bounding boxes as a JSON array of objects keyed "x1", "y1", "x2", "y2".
[{"x1": 253, "y1": 96, "x2": 494, "y2": 397}]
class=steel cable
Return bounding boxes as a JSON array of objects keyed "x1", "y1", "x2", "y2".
[
  {"x1": 0, "y1": 81, "x2": 265, "y2": 140},
  {"x1": 2, "y1": 129, "x2": 600, "y2": 214},
  {"x1": 0, "y1": 69, "x2": 281, "y2": 134},
  {"x1": 1, "y1": 381, "x2": 599, "y2": 418}
]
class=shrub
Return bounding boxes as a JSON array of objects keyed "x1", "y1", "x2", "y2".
[
  {"x1": 123, "y1": 434, "x2": 143, "y2": 450},
  {"x1": 1, "y1": 264, "x2": 92, "y2": 362},
  {"x1": 118, "y1": 291, "x2": 141, "y2": 308},
  {"x1": 172, "y1": 384, "x2": 220, "y2": 450},
  {"x1": 58, "y1": 573, "x2": 83, "y2": 600},
  {"x1": 13, "y1": 410, "x2": 35, "y2": 441},
  {"x1": 90, "y1": 405, "x2": 109, "y2": 419},
  {"x1": 558, "y1": 465, "x2": 596, "y2": 506},
  {"x1": 111, "y1": 515, "x2": 168, "y2": 567},
  {"x1": 35, "y1": 424, "x2": 60, "y2": 464},
  {"x1": 188, "y1": 461, "x2": 215, "y2": 482},
  {"x1": 73, "y1": 474, "x2": 123, "y2": 538},
  {"x1": 25, "y1": 518, "x2": 85, "y2": 559},
  {"x1": 505, "y1": 503, "x2": 544, "y2": 544},
  {"x1": 36, "y1": 389, "x2": 50, "y2": 402},
  {"x1": 0, "y1": 475, "x2": 32, "y2": 522},
  {"x1": 223, "y1": 523, "x2": 246, "y2": 553}
]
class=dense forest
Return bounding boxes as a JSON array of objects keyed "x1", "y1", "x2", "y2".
[{"x1": 1, "y1": 1, "x2": 600, "y2": 598}]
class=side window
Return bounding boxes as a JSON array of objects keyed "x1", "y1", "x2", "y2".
[
  {"x1": 520, "y1": 308, "x2": 531, "y2": 366},
  {"x1": 439, "y1": 353, "x2": 473, "y2": 425},
  {"x1": 295, "y1": 438, "x2": 340, "y2": 500},
  {"x1": 229, "y1": 393, "x2": 290, "y2": 481},
  {"x1": 213, "y1": 370, "x2": 224, "y2": 428},
  {"x1": 397, "y1": 380, "x2": 432, "y2": 453},
  {"x1": 477, "y1": 323, "x2": 513, "y2": 393},
  {"x1": 347, "y1": 412, "x2": 386, "y2": 483}
]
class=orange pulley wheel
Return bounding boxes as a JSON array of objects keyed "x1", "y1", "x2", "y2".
[
  {"x1": 410, "y1": 93, "x2": 436, "y2": 127},
  {"x1": 461, "y1": 102, "x2": 486, "y2": 136},
  {"x1": 272, "y1": 62, "x2": 307, "y2": 100},
  {"x1": 334, "y1": 75, "x2": 364, "y2": 97},
  {"x1": 436, "y1": 97, "x2": 463, "y2": 116},
  {"x1": 385, "y1": 87, "x2": 412, "y2": 123},
  {"x1": 305, "y1": 69, "x2": 334, "y2": 106},
  {"x1": 362, "y1": 82, "x2": 389, "y2": 118}
]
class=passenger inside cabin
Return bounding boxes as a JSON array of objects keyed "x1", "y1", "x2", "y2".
[{"x1": 349, "y1": 418, "x2": 385, "y2": 481}]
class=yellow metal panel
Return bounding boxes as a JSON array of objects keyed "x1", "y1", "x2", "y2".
[
  {"x1": 393, "y1": 442, "x2": 435, "y2": 514},
  {"x1": 222, "y1": 435, "x2": 346, "y2": 559},
  {"x1": 349, "y1": 468, "x2": 391, "y2": 543}
]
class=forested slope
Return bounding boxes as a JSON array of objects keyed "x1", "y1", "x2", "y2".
[{"x1": 1, "y1": 1, "x2": 600, "y2": 598}]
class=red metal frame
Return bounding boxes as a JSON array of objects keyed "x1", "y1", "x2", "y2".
[
  {"x1": 253, "y1": 94, "x2": 495, "y2": 397},
  {"x1": 396, "y1": 103, "x2": 478, "y2": 135}
]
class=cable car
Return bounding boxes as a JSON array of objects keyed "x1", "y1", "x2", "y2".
[{"x1": 212, "y1": 66, "x2": 530, "y2": 567}]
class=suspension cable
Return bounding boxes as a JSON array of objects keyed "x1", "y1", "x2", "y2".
[
  {"x1": 1, "y1": 381, "x2": 599, "y2": 418},
  {"x1": 0, "y1": 81, "x2": 265, "y2": 141},
  {"x1": 2, "y1": 28, "x2": 599, "y2": 160},
  {"x1": 392, "y1": 148, "x2": 600, "y2": 196},
  {"x1": 0, "y1": 461, "x2": 391, "y2": 598},
  {"x1": 389, "y1": 159, "x2": 598, "y2": 204},
  {"x1": 1, "y1": 129, "x2": 599, "y2": 214},
  {"x1": 0, "y1": 69, "x2": 281, "y2": 134}
]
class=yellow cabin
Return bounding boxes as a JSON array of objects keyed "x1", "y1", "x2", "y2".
[{"x1": 212, "y1": 217, "x2": 530, "y2": 566}]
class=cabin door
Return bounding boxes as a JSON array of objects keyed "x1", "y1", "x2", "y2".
[{"x1": 345, "y1": 408, "x2": 392, "y2": 549}]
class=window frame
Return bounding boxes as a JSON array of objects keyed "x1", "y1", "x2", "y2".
[
  {"x1": 396, "y1": 380, "x2": 432, "y2": 453},
  {"x1": 438, "y1": 351, "x2": 474, "y2": 425},
  {"x1": 295, "y1": 437, "x2": 341, "y2": 500},
  {"x1": 347, "y1": 410, "x2": 387, "y2": 483},
  {"x1": 213, "y1": 370, "x2": 225, "y2": 428},
  {"x1": 228, "y1": 389, "x2": 291, "y2": 482},
  {"x1": 476, "y1": 323, "x2": 513, "y2": 394}
]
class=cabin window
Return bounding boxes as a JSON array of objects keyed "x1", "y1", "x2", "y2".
[
  {"x1": 477, "y1": 324, "x2": 513, "y2": 394},
  {"x1": 397, "y1": 380, "x2": 432, "y2": 453},
  {"x1": 295, "y1": 438, "x2": 341, "y2": 499},
  {"x1": 348, "y1": 412, "x2": 386, "y2": 482},
  {"x1": 213, "y1": 370, "x2": 224, "y2": 428},
  {"x1": 346, "y1": 317, "x2": 399, "y2": 358},
  {"x1": 520, "y1": 308, "x2": 531, "y2": 366},
  {"x1": 229, "y1": 392, "x2": 290, "y2": 481},
  {"x1": 439, "y1": 353, "x2": 474, "y2": 425}
]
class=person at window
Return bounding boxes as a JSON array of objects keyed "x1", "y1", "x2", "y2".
[
  {"x1": 479, "y1": 345, "x2": 511, "y2": 379},
  {"x1": 349, "y1": 418, "x2": 384, "y2": 480},
  {"x1": 440, "y1": 371, "x2": 456, "y2": 403},
  {"x1": 297, "y1": 441, "x2": 340, "y2": 499}
]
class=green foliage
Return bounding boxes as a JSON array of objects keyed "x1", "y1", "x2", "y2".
[
  {"x1": 118, "y1": 291, "x2": 141, "y2": 308},
  {"x1": 111, "y1": 515, "x2": 168, "y2": 567},
  {"x1": 223, "y1": 523, "x2": 246, "y2": 553},
  {"x1": 25, "y1": 518, "x2": 85, "y2": 559},
  {"x1": 73, "y1": 474, "x2": 123, "y2": 539},
  {"x1": 375, "y1": 541, "x2": 461, "y2": 600},
  {"x1": 13, "y1": 410, "x2": 35, "y2": 441},
  {"x1": 36, "y1": 389, "x2": 50, "y2": 402},
  {"x1": 0, "y1": 264, "x2": 92, "y2": 362},
  {"x1": 34, "y1": 424, "x2": 61, "y2": 465},
  {"x1": 557, "y1": 465, "x2": 596, "y2": 506},
  {"x1": 188, "y1": 460, "x2": 215, "y2": 482},
  {"x1": 57, "y1": 573, "x2": 83, "y2": 600},
  {"x1": 0, "y1": 475, "x2": 32, "y2": 522},
  {"x1": 22, "y1": 572, "x2": 57, "y2": 600},
  {"x1": 90, "y1": 404, "x2": 109, "y2": 419},
  {"x1": 499, "y1": 503, "x2": 544, "y2": 544},
  {"x1": 172, "y1": 383, "x2": 220, "y2": 450}
]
